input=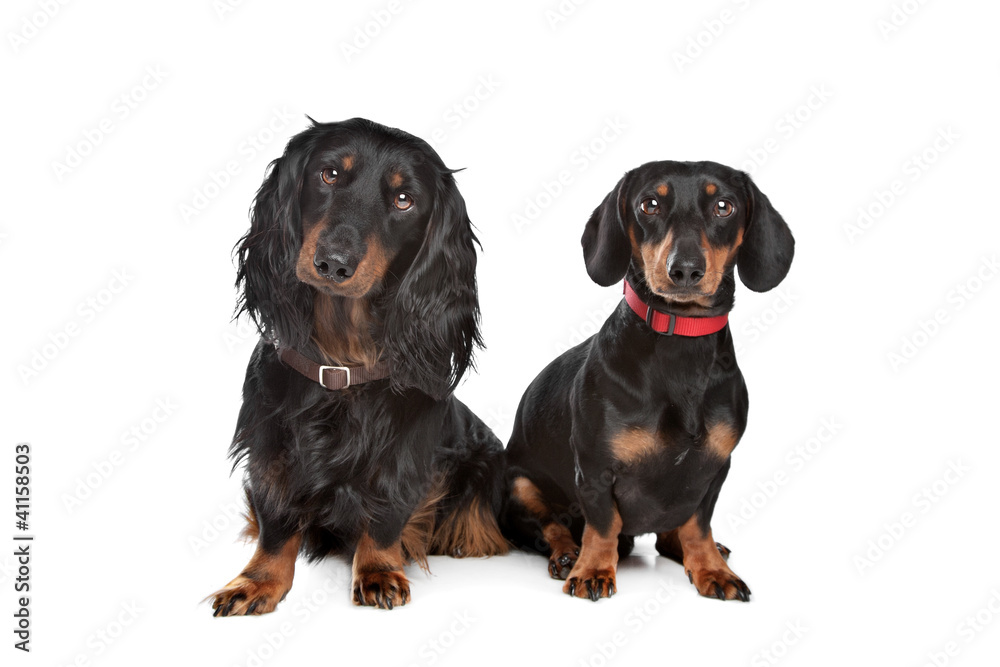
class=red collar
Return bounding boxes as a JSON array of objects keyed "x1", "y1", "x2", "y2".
[{"x1": 623, "y1": 280, "x2": 728, "y2": 336}]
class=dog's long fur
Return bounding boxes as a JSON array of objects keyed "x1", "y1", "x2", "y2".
[
  {"x1": 501, "y1": 161, "x2": 794, "y2": 601},
  {"x1": 209, "y1": 118, "x2": 507, "y2": 616}
]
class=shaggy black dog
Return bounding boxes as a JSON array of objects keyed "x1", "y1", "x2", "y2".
[{"x1": 209, "y1": 118, "x2": 507, "y2": 616}]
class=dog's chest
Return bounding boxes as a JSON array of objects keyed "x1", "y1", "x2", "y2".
[
  {"x1": 289, "y1": 396, "x2": 395, "y2": 479},
  {"x1": 609, "y1": 423, "x2": 735, "y2": 535}
]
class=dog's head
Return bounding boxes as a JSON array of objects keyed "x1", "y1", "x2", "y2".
[
  {"x1": 236, "y1": 117, "x2": 480, "y2": 398},
  {"x1": 582, "y1": 161, "x2": 794, "y2": 311}
]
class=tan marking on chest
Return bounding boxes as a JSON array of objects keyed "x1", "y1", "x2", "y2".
[
  {"x1": 705, "y1": 422, "x2": 740, "y2": 459},
  {"x1": 611, "y1": 427, "x2": 666, "y2": 465}
]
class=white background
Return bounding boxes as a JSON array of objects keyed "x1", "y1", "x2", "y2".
[{"x1": 4, "y1": 1, "x2": 1000, "y2": 665}]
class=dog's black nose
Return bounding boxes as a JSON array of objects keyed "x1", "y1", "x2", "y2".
[
  {"x1": 314, "y1": 252, "x2": 356, "y2": 283},
  {"x1": 668, "y1": 258, "x2": 705, "y2": 287}
]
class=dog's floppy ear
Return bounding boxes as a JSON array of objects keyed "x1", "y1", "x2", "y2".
[
  {"x1": 384, "y1": 171, "x2": 482, "y2": 400},
  {"x1": 235, "y1": 130, "x2": 317, "y2": 347},
  {"x1": 582, "y1": 172, "x2": 632, "y2": 286},
  {"x1": 736, "y1": 173, "x2": 795, "y2": 292}
]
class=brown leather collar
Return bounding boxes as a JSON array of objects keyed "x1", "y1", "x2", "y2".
[{"x1": 278, "y1": 347, "x2": 391, "y2": 390}]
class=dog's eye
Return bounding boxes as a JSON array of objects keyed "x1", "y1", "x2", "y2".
[
  {"x1": 640, "y1": 198, "x2": 659, "y2": 215},
  {"x1": 394, "y1": 193, "x2": 414, "y2": 211},
  {"x1": 321, "y1": 168, "x2": 338, "y2": 185},
  {"x1": 713, "y1": 199, "x2": 735, "y2": 218}
]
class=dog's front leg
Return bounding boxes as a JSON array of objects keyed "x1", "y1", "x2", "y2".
[
  {"x1": 563, "y1": 437, "x2": 622, "y2": 601},
  {"x1": 351, "y1": 524, "x2": 411, "y2": 609},
  {"x1": 209, "y1": 489, "x2": 301, "y2": 616},
  {"x1": 656, "y1": 461, "x2": 751, "y2": 601}
]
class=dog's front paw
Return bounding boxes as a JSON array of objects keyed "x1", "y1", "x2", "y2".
[
  {"x1": 352, "y1": 570, "x2": 410, "y2": 609},
  {"x1": 563, "y1": 567, "x2": 616, "y2": 601},
  {"x1": 687, "y1": 564, "x2": 751, "y2": 602},
  {"x1": 209, "y1": 575, "x2": 291, "y2": 616}
]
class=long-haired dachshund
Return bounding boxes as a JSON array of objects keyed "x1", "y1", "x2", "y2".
[
  {"x1": 501, "y1": 161, "x2": 794, "y2": 601},
  {"x1": 208, "y1": 118, "x2": 507, "y2": 616}
]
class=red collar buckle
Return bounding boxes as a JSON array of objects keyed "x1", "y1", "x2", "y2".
[{"x1": 645, "y1": 304, "x2": 676, "y2": 335}]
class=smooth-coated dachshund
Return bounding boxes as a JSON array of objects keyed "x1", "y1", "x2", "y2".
[
  {"x1": 502, "y1": 160, "x2": 794, "y2": 601},
  {"x1": 208, "y1": 118, "x2": 507, "y2": 616}
]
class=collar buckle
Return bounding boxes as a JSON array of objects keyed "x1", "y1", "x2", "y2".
[
  {"x1": 645, "y1": 305, "x2": 676, "y2": 335},
  {"x1": 318, "y1": 365, "x2": 351, "y2": 389}
]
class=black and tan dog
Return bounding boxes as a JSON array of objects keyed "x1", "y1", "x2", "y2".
[
  {"x1": 502, "y1": 161, "x2": 793, "y2": 601},
  {"x1": 208, "y1": 118, "x2": 507, "y2": 616}
]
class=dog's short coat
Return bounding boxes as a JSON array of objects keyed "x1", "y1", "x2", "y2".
[{"x1": 501, "y1": 160, "x2": 794, "y2": 601}]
